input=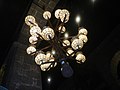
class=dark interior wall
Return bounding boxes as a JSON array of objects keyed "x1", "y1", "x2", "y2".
[
  {"x1": 86, "y1": 24, "x2": 120, "y2": 90},
  {"x1": 0, "y1": 0, "x2": 33, "y2": 67}
]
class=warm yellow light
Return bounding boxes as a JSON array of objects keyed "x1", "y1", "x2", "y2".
[
  {"x1": 58, "y1": 26, "x2": 66, "y2": 33},
  {"x1": 40, "y1": 63, "x2": 51, "y2": 71},
  {"x1": 42, "y1": 27, "x2": 55, "y2": 40},
  {"x1": 29, "y1": 36, "x2": 38, "y2": 44},
  {"x1": 92, "y1": 0, "x2": 95, "y2": 3},
  {"x1": 55, "y1": 9, "x2": 61, "y2": 19},
  {"x1": 47, "y1": 77, "x2": 51, "y2": 83},
  {"x1": 30, "y1": 26, "x2": 41, "y2": 37},
  {"x1": 66, "y1": 48, "x2": 74, "y2": 56},
  {"x1": 52, "y1": 49, "x2": 56, "y2": 55},
  {"x1": 76, "y1": 15, "x2": 81, "y2": 23},
  {"x1": 46, "y1": 51, "x2": 51, "y2": 60},
  {"x1": 43, "y1": 11, "x2": 51, "y2": 20},
  {"x1": 25, "y1": 15, "x2": 36, "y2": 27},
  {"x1": 62, "y1": 40, "x2": 70, "y2": 46},
  {"x1": 26, "y1": 46, "x2": 36, "y2": 54},
  {"x1": 78, "y1": 35, "x2": 88, "y2": 43},
  {"x1": 59, "y1": 9, "x2": 70, "y2": 23},
  {"x1": 76, "y1": 52, "x2": 86, "y2": 63},
  {"x1": 64, "y1": 33, "x2": 69, "y2": 39},
  {"x1": 35, "y1": 52, "x2": 46, "y2": 65},
  {"x1": 71, "y1": 38, "x2": 83, "y2": 50},
  {"x1": 40, "y1": 57, "x2": 57, "y2": 71},
  {"x1": 78, "y1": 28, "x2": 88, "y2": 35}
]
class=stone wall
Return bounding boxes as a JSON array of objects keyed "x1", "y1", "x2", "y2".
[{"x1": 5, "y1": 42, "x2": 42, "y2": 90}]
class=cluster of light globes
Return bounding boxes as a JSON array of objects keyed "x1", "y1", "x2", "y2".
[{"x1": 25, "y1": 9, "x2": 88, "y2": 71}]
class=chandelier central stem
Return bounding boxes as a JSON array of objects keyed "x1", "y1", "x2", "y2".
[{"x1": 52, "y1": 35, "x2": 66, "y2": 60}]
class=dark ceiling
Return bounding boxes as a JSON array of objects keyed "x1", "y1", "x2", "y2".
[
  {"x1": 42, "y1": 0, "x2": 120, "y2": 90},
  {"x1": 1, "y1": 0, "x2": 120, "y2": 90}
]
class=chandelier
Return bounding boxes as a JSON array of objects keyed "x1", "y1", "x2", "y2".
[{"x1": 25, "y1": 9, "x2": 88, "y2": 77}]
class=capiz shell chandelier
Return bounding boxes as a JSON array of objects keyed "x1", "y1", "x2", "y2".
[{"x1": 25, "y1": 9, "x2": 88, "y2": 77}]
